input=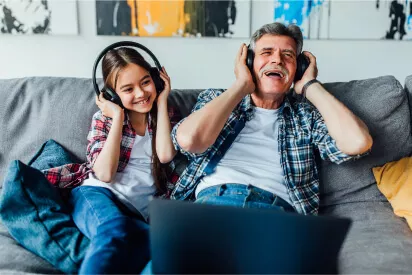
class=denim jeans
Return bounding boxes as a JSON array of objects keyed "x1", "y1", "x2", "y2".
[
  {"x1": 70, "y1": 186, "x2": 150, "y2": 274},
  {"x1": 196, "y1": 183, "x2": 295, "y2": 212}
]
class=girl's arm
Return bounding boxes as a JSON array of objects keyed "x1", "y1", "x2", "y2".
[
  {"x1": 92, "y1": 93, "x2": 125, "y2": 182},
  {"x1": 156, "y1": 67, "x2": 177, "y2": 163}
]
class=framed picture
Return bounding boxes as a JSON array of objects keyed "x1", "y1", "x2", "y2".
[
  {"x1": 0, "y1": 0, "x2": 78, "y2": 35},
  {"x1": 274, "y1": 0, "x2": 412, "y2": 40},
  {"x1": 96, "y1": 0, "x2": 251, "y2": 38}
]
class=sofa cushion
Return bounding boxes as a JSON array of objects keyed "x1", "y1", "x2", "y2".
[
  {"x1": 0, "y1": 140, "x2": 89, "y2": 274},
  {"x1": 319, "y1": 76, "x2": 412, "y2": 206},
  {"x1": 0, "y1": 221, "x2": 60, "y2": 274},
  {"x1": 0, "y1": 77, "x2": 99, "y2": 186},
  {"x1": 321, "y1": 202, "x2": 412, "y2": 273},
  {"x1": 168, "y1": 89, "x2": 202, "y2": 118}
]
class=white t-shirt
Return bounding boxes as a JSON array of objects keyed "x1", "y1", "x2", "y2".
[
  {"x1": 82, "y1": 127, "x2": 156, "y2": 221},
  {"x1": 196, "y1": 106, "x2": 291, "y2": 205}
]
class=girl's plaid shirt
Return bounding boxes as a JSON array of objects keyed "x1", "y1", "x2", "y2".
[{"x1": 42, "y1": 107, "x2": 181, "y2": 198}]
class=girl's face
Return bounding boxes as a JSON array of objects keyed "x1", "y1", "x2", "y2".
[{"x1": 114, "y1": 63, "x2": 157, "y2": 113}]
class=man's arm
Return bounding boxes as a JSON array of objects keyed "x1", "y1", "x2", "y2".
[
  {"x1": 294, "y1": 52, "x2": 373, "y2": 156},
  {"x1": 175, "y1": 44, "x2": 255, "y2": 154}
]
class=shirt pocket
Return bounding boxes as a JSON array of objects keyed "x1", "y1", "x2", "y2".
[{"x1": 284, "y1": 134, "x2": 315, "y2": 183}]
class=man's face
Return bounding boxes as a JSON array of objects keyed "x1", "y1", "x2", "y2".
[{"x1": 252, "y1": 34, "x2": 297, "y2": 97}]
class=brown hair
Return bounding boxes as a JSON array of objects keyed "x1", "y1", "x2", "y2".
[{"x1": 102, "y1": 47, "x2": 169, "y2": 193}]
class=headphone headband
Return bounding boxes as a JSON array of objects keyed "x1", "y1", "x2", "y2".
[{"x1": 92, "y1": 41, "x2": 163, "y2": 96}]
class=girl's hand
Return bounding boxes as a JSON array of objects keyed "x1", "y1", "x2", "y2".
[
  {"x1": 96, "y1": 92, "x2": 124, "y2": 119},
  {"x1": 157, "y1": 67, "x2": 171, "y2": 105}
]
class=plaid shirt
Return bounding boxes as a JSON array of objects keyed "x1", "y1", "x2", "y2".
[
  {"x1": 43, "y1": 107, "x2": 181, "y2": 197},
  {"x1": 171, "y1": 89, "x2": 364, "y2": 215}
]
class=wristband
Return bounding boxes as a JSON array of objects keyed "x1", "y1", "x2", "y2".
[{"x1": 302, "y1": 79, "x2": 321, "y2": 98}]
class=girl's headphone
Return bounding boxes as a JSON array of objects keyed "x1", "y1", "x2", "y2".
[
  {"x1": 246, "y1": 45, "x2": 309, "y2": 82},
  {"x1": 92, "y1": 41, "x2": 165, "y2": 109}
]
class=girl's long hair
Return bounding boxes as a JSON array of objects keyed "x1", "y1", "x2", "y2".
[{"x1": 101, "y1": 47, "x2": 169, "y2": 193}]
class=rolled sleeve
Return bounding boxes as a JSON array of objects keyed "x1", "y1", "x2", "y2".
[
  {"x1": 311, "y1": 109, "x2": 369, "y2": 164},
  {"x1": 86, "y1": 111, "x2": 110, "y2": 166},
  {"x1": 171, "y1": 118, "x2": 198, "y2": 159},
  {"x1": 170, "y1": 88, "x2": 223, "y2": 159}
]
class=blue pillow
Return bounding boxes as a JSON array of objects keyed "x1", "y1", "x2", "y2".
[
  {"x1": 28, "y1": 139, "x2": 77, "y2": 170},
  {"x1": 0, "y1": 140, "x2": 89, "y2": 274}
]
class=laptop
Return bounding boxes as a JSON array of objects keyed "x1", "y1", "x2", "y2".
[{"x1": 149, "y1": 199, "x2": 351, "y2": 274}]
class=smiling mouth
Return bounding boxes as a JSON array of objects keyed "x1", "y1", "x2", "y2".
[{"x1": 135, "y1": 98, "x2": 150, "y2": 105}]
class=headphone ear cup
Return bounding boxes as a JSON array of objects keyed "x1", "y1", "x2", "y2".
[
  {"x1": 102, "y1": 87, "x2": 124, "y2": 109},
  {"x1": 294, "y1": 54, "x2": 310, "y2": 82},
  {"x1": 246, "y1": 46, "x2": 257, "y2": 83},
  {"x1": 150, "y1": 67, "x2": 165, "y2": 93},
  {"x1": 246, "y1": 47, "x2": 254, "y2": 73}
]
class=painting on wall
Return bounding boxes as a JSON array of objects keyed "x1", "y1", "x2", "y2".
[
  {"x1": 274, "y1": 0, "x2": 412, "y2": 40},
  {"x1": 96, "y1": 0, "x2": 251, "y2": 38},
  {"x1": 0, "y1": 0, "x2": 78, "y2": 35}
]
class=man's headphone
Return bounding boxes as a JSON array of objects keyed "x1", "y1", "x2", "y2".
[
  {"x1": 246, "y1": 45, "x2": 309, "y2": 82},
  {"x1": 92, "y1": 41, "x2": 165, "y2": 109}
]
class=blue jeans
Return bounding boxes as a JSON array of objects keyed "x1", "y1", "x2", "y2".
[
  {"x1": 196, "y1": 183, "x2": 295, "y2": 212},
  {"x1": 70, "y1": 186, "x2": 150, "y2": 274}
]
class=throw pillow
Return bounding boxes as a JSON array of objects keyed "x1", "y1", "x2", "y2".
[
  {"x1": 0, "y1": 140, "x2": 89, "y2": 274},
  {"x1": 372, "y1": 157, "x2": 412, "y2": 230},
  {"x1": 28, "y1": 139, "x2": 76, "y2": 169}
]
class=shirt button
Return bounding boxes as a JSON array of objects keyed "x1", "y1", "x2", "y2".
[
  {"x1": 202, "y1": 172, "x2": 207, "y2": 176},
  {"x1": 216, "y1": 151, "x2": 221, "y2": 156},
  {"x1": 230, "y1": 131, "x2": 235, "y2": 134}
]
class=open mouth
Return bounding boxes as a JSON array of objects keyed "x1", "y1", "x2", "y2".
[{"x1": 264, "y1": 70, "x2": 285, "y2": 79}]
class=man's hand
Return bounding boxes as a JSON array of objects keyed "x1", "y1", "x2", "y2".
[
  {"x1": 234, "y1": 44, "x2": 255, "y2": 95},
  {"x1": 294, "y1": 51, "x2": 319, "y2": 95},
  {"x1": 174, "y1": 44, "x2": 256, "y2": 155},
  {"x1": 96, "y1": 92, "x2": 124, "y2": 119}
]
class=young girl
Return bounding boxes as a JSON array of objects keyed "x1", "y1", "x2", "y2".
[{"x1": 44, "y1": 46, "x2": 179, "y2": 274}]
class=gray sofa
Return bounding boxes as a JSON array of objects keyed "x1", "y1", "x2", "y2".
[{"x1": 0, "y1": 75, "x2": 412, "y2": 274}]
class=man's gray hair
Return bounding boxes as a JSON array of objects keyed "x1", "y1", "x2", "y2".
[{"x1": 250, "y1": 22, "x2": 303, "y2": 54}]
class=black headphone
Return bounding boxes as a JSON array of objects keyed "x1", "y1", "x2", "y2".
[
  {"x1": 246, "y1": 45, "x2": 309, "y2": 82},
  {"x1": 92, "y1": 41, "x2": 165, "y2": 109}
]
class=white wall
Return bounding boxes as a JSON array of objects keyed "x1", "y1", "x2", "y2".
[{"x1": 0, "y1": 0, "x2": 411, "y2": 89}]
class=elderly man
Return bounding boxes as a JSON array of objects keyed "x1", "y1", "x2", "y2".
[{"x1": 170, "y1": 22, "x2": 372, "y2": 215}]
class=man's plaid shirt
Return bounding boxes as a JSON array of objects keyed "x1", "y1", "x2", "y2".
[
  {"x1": 171, "y1": 89, "x2": 363, "y2": 215},
  {"x1": 43, "y1": 108, "x2": 181, "y2": 197}
]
